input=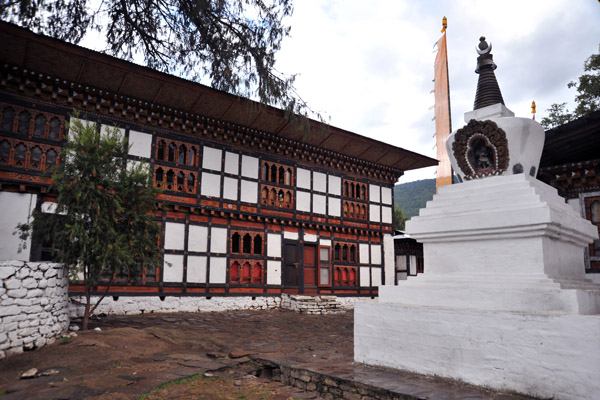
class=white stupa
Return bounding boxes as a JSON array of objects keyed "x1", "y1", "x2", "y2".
[{"x1": 354, "y1": 37, "x2": 600, "y2": 400}]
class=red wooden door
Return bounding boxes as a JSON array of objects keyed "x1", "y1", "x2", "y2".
[{"x1": 303, "y1": 244, "x2": 316, "y2": 287}]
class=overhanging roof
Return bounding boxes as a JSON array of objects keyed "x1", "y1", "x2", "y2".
[
  {"x1": 0, "y1": 21, "x2": 437, "y2": 172},
  {"x1": 540, "y1": 109, "x2": 600, "y2": 168}
]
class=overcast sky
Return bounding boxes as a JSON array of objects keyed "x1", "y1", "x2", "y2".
[{"x1": 273, "y1": 0, "x2": 600, "y2": 183}]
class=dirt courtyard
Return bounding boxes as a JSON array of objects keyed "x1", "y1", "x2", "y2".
[{"x1": 0, "y1": 309, "x2": 534, "y2": 400}]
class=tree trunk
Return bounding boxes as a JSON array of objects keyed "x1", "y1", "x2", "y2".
[{"x1": 82, "y1": 287, "x2": 91, "y2": 330}]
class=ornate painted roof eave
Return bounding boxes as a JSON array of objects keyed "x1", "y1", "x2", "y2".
[{"x1": 0, "y1": 21, "x2": 437, "y2": 174}]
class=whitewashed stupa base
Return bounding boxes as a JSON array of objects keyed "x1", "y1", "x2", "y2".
[{"x1": 354, "y1": 174, "x2": 600, "y2": 400}]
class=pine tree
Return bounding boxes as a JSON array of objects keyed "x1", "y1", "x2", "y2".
[
  {"x1": 0, "y1": 1, "x2": 319, "y2": 121},
  {"x1": 18, "y1": 115, "x2": 162, "y2": 329}
]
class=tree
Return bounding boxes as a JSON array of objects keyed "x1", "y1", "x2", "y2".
[
  {"x1": 0, "y1": 1, "x2": 318, "y2": 122},
  {"x1": 17, "y1": 116, "x2": 162, "y2": 330},
  {"x1": 541, "y1": 44, "x2": 600, "y2": 129},
  {"x1": 540, "y1": 103, "x2": 573, "y2": 130},
  {"x1": 393, "y1": 205, "x2": 407, "y2": 231}
]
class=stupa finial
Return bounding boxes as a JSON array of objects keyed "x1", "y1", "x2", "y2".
[{"x1": 473, "y1": 36, "x2": 504, "y2": 110}]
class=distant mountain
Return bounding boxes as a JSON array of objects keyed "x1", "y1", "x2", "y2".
[{"x1": 394, "y1": 178, "x2": 436, "y2": 219}]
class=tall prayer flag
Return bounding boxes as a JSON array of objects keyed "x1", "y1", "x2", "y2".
[{"x1": 433, "y1": 18, "x2": 452, "y2": 192}]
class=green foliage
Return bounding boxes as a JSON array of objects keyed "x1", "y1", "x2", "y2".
[
  {"x1": 392, "y1": 205, "x2": 406, "y2": 231},
  {"x1": 17, "y1": 114, "x2": 162, "y2": 328},
  {"x1": 0, "y1": 1, "x2": 322, "y2": 125},
  {"x1": 393, "y1": 179, "x2": 436, "y2": 219},
  {"x1": 540, "y1": 103, "x2": 573, "y2": 130},
  {"x1": 542, "y1": 43, "x2": 600, "y2": 129}
]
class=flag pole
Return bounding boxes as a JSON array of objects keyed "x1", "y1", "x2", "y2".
[{"x1": 434, "y1": 16, "x2": 453, "y2": 193}]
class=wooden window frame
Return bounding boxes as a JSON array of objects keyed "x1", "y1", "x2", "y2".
[{"x1": 317, "y1": 245, "x2": 331, "y2": 287}]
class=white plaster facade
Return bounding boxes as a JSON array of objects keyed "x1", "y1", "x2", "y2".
[{"x1": 0, "y1": 192, "x2": 36, "y2": 261}]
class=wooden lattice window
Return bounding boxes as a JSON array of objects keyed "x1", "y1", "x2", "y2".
[
  {"x1": 17, "y1": 111, "x2": 30, "y2": 136},
  {"x1": 33, "y1": 115, "x2": 46, "y2": 138},
  {"x1": 1, "y1": 107, "x2": 15, "y2": 132},
  {"x1": 343, "y1": 179, "x2": 367, "y2": 200}
]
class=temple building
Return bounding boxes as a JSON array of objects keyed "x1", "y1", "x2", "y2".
[{"x1": 0, "y1": 21, "x2": 436, "y2": 303}]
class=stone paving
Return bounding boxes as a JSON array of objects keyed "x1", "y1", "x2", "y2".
[{"x1": 0, "y1": 309, "x2": 536, "y2": 399}]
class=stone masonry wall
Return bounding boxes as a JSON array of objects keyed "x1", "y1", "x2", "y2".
[{"x1": 0, "y1": 261, "x2": 69, "y2": 360}]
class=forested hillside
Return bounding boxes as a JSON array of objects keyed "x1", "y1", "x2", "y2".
[{"x1": 394, "y1": 178, "x2": 436, "y2": 219}]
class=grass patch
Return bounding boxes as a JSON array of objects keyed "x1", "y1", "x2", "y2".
[
  {"x1": 139, "y1": 373, "x2": 205, "y2": 400},
  {"x1": 59, "y1": 337, "x2": 71, "y2": 345}
]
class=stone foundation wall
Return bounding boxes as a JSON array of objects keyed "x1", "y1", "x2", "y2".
[
  {"x1": 280, "y1": 294, "x2": 376, "y2": 314},
  {"x1": 0, "y1": 261, "x2": 69, "y2": 360},
  {"x1": 70, "y1": 293, "x2": 375, "y2": 317},
  {"x1": 69, "y1": 294, "x2": 282, "y2": 317},
  {"x1": 275, "y1": 363, "x2": 396, "y2": 400}
]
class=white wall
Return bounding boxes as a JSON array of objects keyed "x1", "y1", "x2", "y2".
[
  {"x1": 0, "y1": 192, "x2": 37, "y2": 261},
  {"x1": 127, "y1": 130, "x2": 152, "y2": 158}
]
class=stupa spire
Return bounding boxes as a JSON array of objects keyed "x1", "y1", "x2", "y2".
[{"x1": 473, "y1": 36, "x2": 505, "y2": 110}]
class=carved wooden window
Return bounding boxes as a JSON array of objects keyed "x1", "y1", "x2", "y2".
[
  {"x1": 231, "y1": 232, "x2": 241, "y2": 253},
  {"x1": 17, "y1": 111, "x2": 30, "y2": 136},
  {"x1": 177, "y1": 171, "x2": 185, "y2": 190},
  {"x1": 230, "y1": 261, "x2": 240, "y2": 282},
  {"x1": 229, "y1": 259, "x2": 264, "y2": 284},
  {"x1": 45, "y1": 149, "x2": 57, "y2": 165},
  {"x1": 48, "y1": 118, "x2": 60, "y2": 140},
  {"x1": 154, "y1": 166, "x2": 196, "y2": 194},
  {"x1": 262, "y1": 161, "x2": 294, "y2": 186},
  {"x1": 14, "y1": 143, "x2": 26, "y2": 166},
  {"x1": 242, "y1": 262, "x2": 251, "y2": 283},
  {"x1": 155, "y1": 167, "x2": 164, "y2": 182},
  {"x1": 1, "y1": 107, "x2": 14, "y2": 132},
  {"x1": 178, "y1": 144, "x2": 186, "y2": 164},
  {"x1": 334, "y1": 241, "x2": 357, "y2": 264},
  {"x1": 253, "y1": 235, "x2": 262, "y2": 255},
  {"x1": 33, "y1": 115, "x2": 46, "y2": 138},
  {"x1": 230, "y1": 230, "x2": 264, "y2": 256},
  {"x1": 187, "y1": 147, "x2": 195, "y2": 166},
  {"x1": 30, "y1": 146, "x2": 42, "y2": 169},
  {"x1": 157, "y1": 140, "x2": 165, "y2": 159},
  {"x1": 285, "y1": 168, "x2": 292, "y2": 185},
  {"x1": 343, "y1": 200, "x2": 367, "y2": 220},
  {"x1": 261, "y1": 184, "x2": 293, "y2": 209},
  {"x1": 0, "y1": 105, "x2": 63, "y2": 141},
  {"x1": 0, "y1": 138, "x2": 60, "y2": 170},
  {"x1": 252, "y1": 262, "x2": 262, "y2": 283},
  {"x1": 343, "y1": 179, "x2": 367, "y2": 200},
  {"x1": 243, "y1": 233, "x2": 252, "y2": 253},
  {"x1": 334, "y1": 266, "x2": 357, "y2": 286},
  {"x1": 0, "y1": 140, "x2": 9, "y2": 163},
  {"x1": 155, "y1": 137, "x2": 198, "y2": 168},
  {"x1": 168, "y1": 143, "x2": 176, "y2": 162}
]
